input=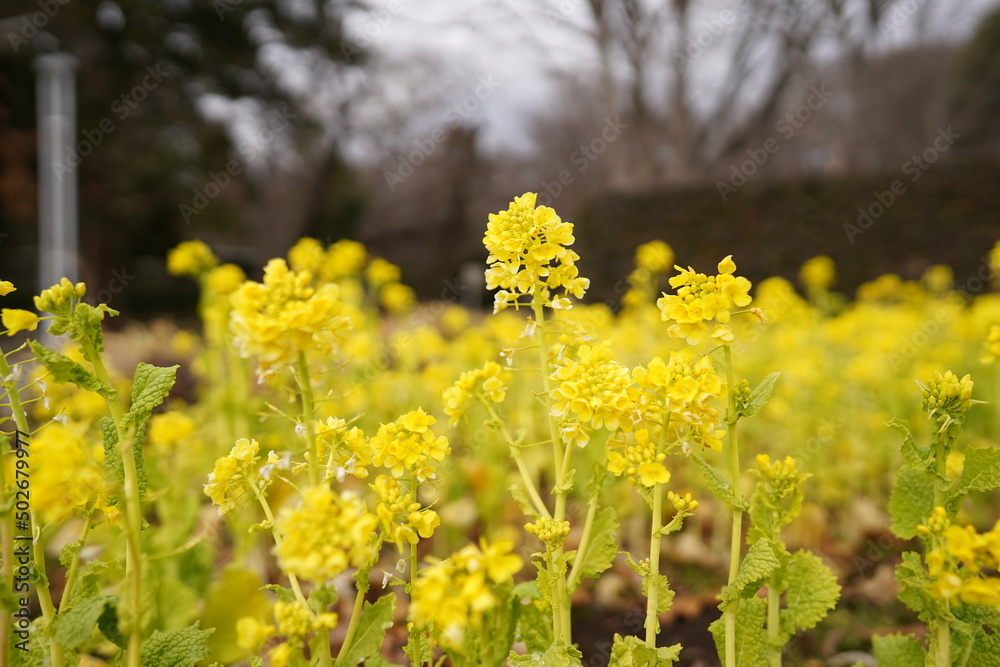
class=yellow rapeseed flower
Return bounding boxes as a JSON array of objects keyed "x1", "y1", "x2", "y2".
[
  {"x1": 275, "y1": 487, "x2": 377, "y2": 582},
  {"x1": 204, "y1": 438, "x2": 261, "y2": 516},
  {"x1": 167, "y1": 240, "x2": 219, "y2": 277},
  {"x1": 2, "y1": 308, "x2": 39, "y2": 335},
  {"x1": 370, "y1": 408, "x2": 450, "y2": 482},
  {"x1": 0, "y1": 280, "x2": 15, "y2": 296},
  {"x1": 657, "y1": 256, "x2": 752, "y2": 345}
]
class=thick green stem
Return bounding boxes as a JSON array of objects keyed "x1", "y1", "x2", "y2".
[
  {"x1": 767, "y1": 577, "x2": 781, "y2": 667},
  {"x1": 567, "y1": 495, "x2": 598, "y2": 591},
  {"x1": 336, "y1": 551, "x2": 379, "y2": 666},
  {"x1": 532, "y1": 296, "x2": 571, "y2": 646},
  {"x1": 297, "y1": 352, "x2": 319, "y2": 488},
  {"x1": 645, "y1": 483, "x2": 663, "y2": 646},
  {"x1": 32, "y1": 518, "x2": 65, "y2": 666},
  {"x1": 722, "y1": 344, "x2": 742, "y2": 667},
  {"x1": 251, "y1": 485, "x2": 307, "y2": 605},
  {"x1": 481, "y1": 400, "x2": 550, "y2": 519},
  {"x1": 933, "y1": 438, "x2": 950, "y2": 667},
  {"x1": 87, "y1": 348, "x2": 143, "y2": 667}
]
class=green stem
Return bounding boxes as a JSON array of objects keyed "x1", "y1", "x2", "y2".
[
  {"x1": 336, "y1": 545, "x2": 380, "y2": 666},
  {"x1": 297, "y1": 352, "x2": 319, "y2": 488},
  {"x1": 31, "y1": 517, "x2": 65, "y2": 666},
  {"x1": 645, "y1": 483, "x2": 663, "y2": 646},
  {"x1": 251, "y1": 485, "x2": 308, "y2": 605},
  {"x1": 532, "y1": 295, "x2": 571, "y2": 646},
  {"x1": 410, "y1": 476, "x2": 422, "y2": 667},
  {"x1": 58, "y1": 512, "x2": 94, "y2": 612},
  {"x1": 567, "y1": 495, "x2": 598, "y2": 591},
  {"x1": 933, "y1": 438, "x2": 950, "y2": 667},
  {"x1": 0, "y1": 352, "x2": 19, "y2": 667},
  {"x1": 87, "y1": 347, "x2": 143, "y2": 667},
  {"x1": 722, "y1": 344, "x2": 743, "y2": 667},
  {"x1": 481, "y1": 400, "x2": 551, "y2": 519},
  {"x1": 767, "y1": 575, "x2": 781, "y2": 667}
]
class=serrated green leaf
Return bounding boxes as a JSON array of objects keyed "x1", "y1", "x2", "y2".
[
  {"x1": 608, "y1": 633, "x2": 682, "y2": 666},
  {"x1": 52, "y1": 596, "x2": 109, "y2": 649},
  {"x1": 586, "y1": 460, "x2": 611, "y2": 498},
  {"x1": 571, "y1": 506, "x2": 618, "y2": 586},
  {"x1": 871, "y1": 633, "x2": 925, "y2": 667},
  {"x1": 779, "y1": 550, "x2": 840, "y2": 640},
  {"x1": 895, "y1": 551, "x2": 942, "y2": 624},
  {"x1": 139, "y1": 622, "x2": 213, "y2": 667},
  {"x1": 27, "y1": 340, "x2": 113, "y2": 395},
  {"x1": 693, "y1": 453, "x2": 745, "y2": 510},
  {"x1": 953, "y1": 447, "x2": 1000, "y2": 497},
  {"x1": 741, "y1": 372, "x2": 781, "y2": 418},
  {"x1": 250, "y1": 658, "x2": 264, "y2": 667},
  {"x1": 512, "y1": 583, "x2": 553, "y2": 654},
  {"x1": 709, "y1": 596, "x2": 769, "y2": 667},
  {"x1": 888, "y1": 466, "x2": 935, "y2": 539},
  {"x1": 508, "y1": 642, "x2": 581, "y2": 666},
  {"x1": 887, "y1": 418, "x2": 930, "y2": 468},
  {"x1": 951, "y1": 604, "x2": 1000, "y2": 667},
  {"x1": 125, "y1": 363, "x2": 178, "y2": 428},
  {"x1": 641, "y1": 572, "x2": 676, "y2": 615},
  {"x1": 339, "y1": 594, "x2": 396, "y2": 665},
  {"x1": 262, "y1": 584, "x2": 298, "y2": 604},
  {"x1": 8, "y1": 618, "x2": 48, "y2": 667},
  {"x1": 59, "y1": 537, "x2": 86, "y2": 568},
  {"x1": 722, "y1": 539, "x2": 780, "y2": 603},
  {"x1": 100, "y1": 417, "x2": 124, "y2": 486}
]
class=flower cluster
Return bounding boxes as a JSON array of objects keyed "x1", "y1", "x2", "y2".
[
  {"x1": 370, "y1": 474, "x2": 440, "y2": 549},
  {"x1": 922, "y1": 510, "x2": 1000, "y2": 606},
  {"x1": 525, "y1": 517, "x2": 571, "y2": 550},
  {"x1": 314, "y1": 416, "x2": 372, "y2": 481},
  {"x1": 204, "y1": 438, "x2": 262, "y2": 515},
  {"x1": 410, "y1": 540, "x2": 522, "y2": 649},
  {"x1": 550, "y1": 345, "x2": 634, "y2": 446},
  {"x1": 442, "y1": 361, "x2": 508, "y2": 424},
  {"x1": 751, "y1": 454, "x2": 810, "y2": 501},
  {"x1": 275, "y1": 486, "x2": 377, "y2": 582},
  {"x1": 656, "y1": 256, "x2": 752, "y2": 344},
  {"x1": 370, "y1": 408, "x2": 451, "y2": 482},
  {"x1": 919, "y1": 370, "x2": 975, "y2": 434},
  {"x1": 483, "y1": 192, "x2": 589, "y2": 313},
  {"x1": 632, "y1": 350, "x2": 725, "y2": 452},
  {"x1": 230, "y1": 258, "x2": 350, "y2": 373},
  {"x1": 607, "y1": 429, "x2": 670, "y2": 488}
]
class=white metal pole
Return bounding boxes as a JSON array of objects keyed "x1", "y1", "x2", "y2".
[{"x1": 35, "y1": 52, "x2": 79, "y2": 292}]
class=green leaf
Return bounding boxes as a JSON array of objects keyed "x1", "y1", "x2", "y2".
[
  {"x1": 27, "y1": 340, "x2": 113, "y2": 395},
  {"x1": 100, "y1": 417, "x2": 124, "y2": 485},
  {"x1": 895, "y1": 551, "x2": 941, "y2": 624},
  {"x1": 512, "y1": 582, "x2": 553, "y2": 653},
  {"x1": 643, "y1": 572, "x2": 676, "y2": 615},
  {"x1": 52, "y1": 596, "x2": 110, "y2": 649},
  {"x1": 508, "y1": 643, "x2": 582, "y2": 666},
  {"x1": 886, "y1": 418, "x2": 930, "y2": 468},
  {"x1": 871, "y1": 633, "x2": 925, "y2": 667},
  {"x1": 779, "y1": 550, "x2": 840, "y2": 640},
  {"x1": 339, "y1": 594, "x2": 396, "y2": 665},
  {"x1": 953, "y1": 447, "x2": 1000, "y2": 497},
  {"x1": 98, "y1": 599, "x2": 127, "y2": 649},
  {"x1": 125, "y1": 363, "x2": 179, "y2": 428},
  {"x1": 951, "y1": 604, "x2": 1000, "y2": 667},
  {"x1": 709, "y1": 596, "x2": 768, "y2": 667},
  {"x1": 59, "y1": 537, "x2": 86, "y2": 568},
  {"x1": 693, "y1": 453, "x2": 745, "y2": 510},
  {"x1": 608, "y1": 633, "x2": 682, "y2": 665},
  {"x1": 888, "y1": 466, "x2": 935, "y2": 539},
  {"x1": 139, "y1": 622, "x2": 213, "y2": 667},
  {"x1": 262, "y1": 584, "x2": 298, "y2": 604},
  {"x1": 722, "y1": 539, "x2": 780, "y2": 604},
  {"x1": 741, "y1": 372, "x2": 781, "y2": 418},
  {"x1": 571, "y1": 506, "x2": 618, "y2": 586}
]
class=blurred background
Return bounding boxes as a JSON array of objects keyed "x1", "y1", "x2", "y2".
[{"x1": 2, "y1": 0, "x2": 1000, "y2": 315}]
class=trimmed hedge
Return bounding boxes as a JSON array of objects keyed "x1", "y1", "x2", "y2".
[{"x1": 573, "y1": 158, "x2": 1000, "y2": 304}]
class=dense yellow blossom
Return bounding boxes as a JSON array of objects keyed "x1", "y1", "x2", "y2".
[
  {"x1": 24, "y1": 422, "x2": 108, "y2": 524},
  {"x1": 410, "y1": 540, "x2": 522, "y2": 649},
  {"x1": 550, "y1": 345, "x2": 634, "y2": 442},
  {"x1": 148, "y1": 410, "x2": 197, "y2": 451},
  {"x1": 370, "y1": 408, "x2": 451, "y2": 482},
  {"x1": 484, "y1": 192, "x2": 589, "y2": 312},
  {"x1": 920, "y1": 370, "x2": 975, "y2": 431},
  {"x1": 657, "y1": 256, "x2": 752, "y2": 344},
  {"x1": 0, "y1": 280, "x2": 14, "y2": 296},
  {"x1": 230, "y1": 258, "x2": 350, "y2": 372},
  {"x1": 34, "y1": 277, "x2": 86, "y2": 315},
  {"x1": 204, "y1": 438, "x2": 261, "y2": 515},
  {"x1": 314, "y1": 417, "x2": 372, "y2": 480},
  {"x1": 607, "y1": 429, "x2": 669, "y2": 487},
  {"x1": 926, "y1": 515, "x2": 1000, "y2": 607},
  {"x1": 275, "y1": 486, "x2": 377, "y2": 582}
]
